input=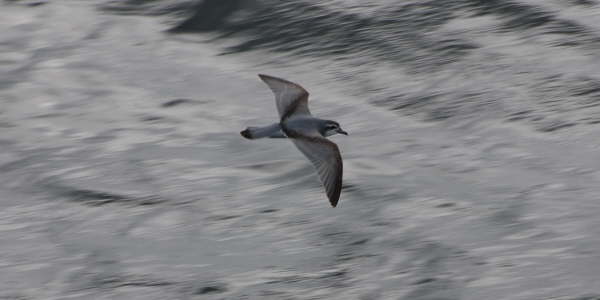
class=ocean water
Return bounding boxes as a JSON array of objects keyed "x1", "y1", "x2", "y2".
[{"x1": 2, "y1": 0, "x2": 600, "y2": 299}]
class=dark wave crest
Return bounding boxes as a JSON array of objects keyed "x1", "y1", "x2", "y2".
[{"x1": 169, "y1": 0, "x2": 478, "y2": 71}]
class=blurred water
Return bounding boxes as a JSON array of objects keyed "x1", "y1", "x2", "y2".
[{"x1": 2, "y1": 0, "x2": 600, "y2": 299}]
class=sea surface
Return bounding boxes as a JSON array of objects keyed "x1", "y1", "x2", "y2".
[{"x1": 2, "y1": 0, "x2": 600, "y2": 299}]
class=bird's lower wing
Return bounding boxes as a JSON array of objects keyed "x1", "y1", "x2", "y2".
[{"x1": 289, "y1": 136, "x2": 343, "y2": 207}]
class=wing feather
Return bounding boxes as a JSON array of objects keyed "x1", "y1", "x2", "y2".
[
  {"x1": 258, "y1": 74, "x2": 311, "y2": 121},
  {"x1": 288, "y1": 135, "x2": 343, "y2": 207}
]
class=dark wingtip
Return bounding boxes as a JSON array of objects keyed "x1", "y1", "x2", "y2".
[
  {"x1": 329, "y1": 192, "x2": 340, "y2": 207},
  {"x1": 240, "y1": 128, "x2": 253, "y2": 139},
  {"x1": 329, "y1": 171, "x2": 342, "y2": 208},
  {"x1": 258, "y1": 74, "x2": 279, "y2": 82}
]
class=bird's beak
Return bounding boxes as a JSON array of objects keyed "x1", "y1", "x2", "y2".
[{"x1": 337, "y1": 129, "x2": 348, "y2": 135}]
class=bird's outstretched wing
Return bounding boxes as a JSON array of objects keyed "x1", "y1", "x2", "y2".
[
  {"x1": 258, "y1": 74, "x2": 311, "y2": 121},
  {"x1": 287, "y1": 133, "x2": 343, "y2": 207}
]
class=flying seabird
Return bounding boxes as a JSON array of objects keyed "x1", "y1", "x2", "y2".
[{"x1": 241, "y1": 74, "x2": 347, "y2": 207}]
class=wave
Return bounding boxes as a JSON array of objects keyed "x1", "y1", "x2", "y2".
[
  {"x1": 169, "y1": 0, "x2": 477, "y2": 71},
  {"x1": 99, "y1": 0, "x2": 600, "y2": 131}
]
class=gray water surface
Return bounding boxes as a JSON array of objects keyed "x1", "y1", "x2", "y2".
[{"x1": 2, "y1": 1, "x2": 600, "y2": 299}]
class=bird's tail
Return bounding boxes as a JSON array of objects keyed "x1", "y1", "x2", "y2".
[{"x1": 240, "y1": 123, "x2": 285, "y2": 139}]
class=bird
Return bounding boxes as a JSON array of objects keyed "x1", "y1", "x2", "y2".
[{"x1": 240, "y1": 74, "x2": 348, "y2": 207}]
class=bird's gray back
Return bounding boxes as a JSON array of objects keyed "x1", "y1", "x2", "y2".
[{"x1": 282, "y1": 117, "x2": 325, "y2": 136}]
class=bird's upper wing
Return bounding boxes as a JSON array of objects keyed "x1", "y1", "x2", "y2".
[
  {"x1": 258, "y1": 74, "x2": 311, "y2": 121},
  {"x1": 287, "y1": 132, "x2": 343, "y2": 207}
]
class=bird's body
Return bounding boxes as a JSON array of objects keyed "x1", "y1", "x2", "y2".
[{"x1": 241, "y1": 74, "x2": 347, "y2": 207}]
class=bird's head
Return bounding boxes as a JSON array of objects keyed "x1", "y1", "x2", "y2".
[{"x1": 321, "y1": 120, "x2": 348, "y2": 137}]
